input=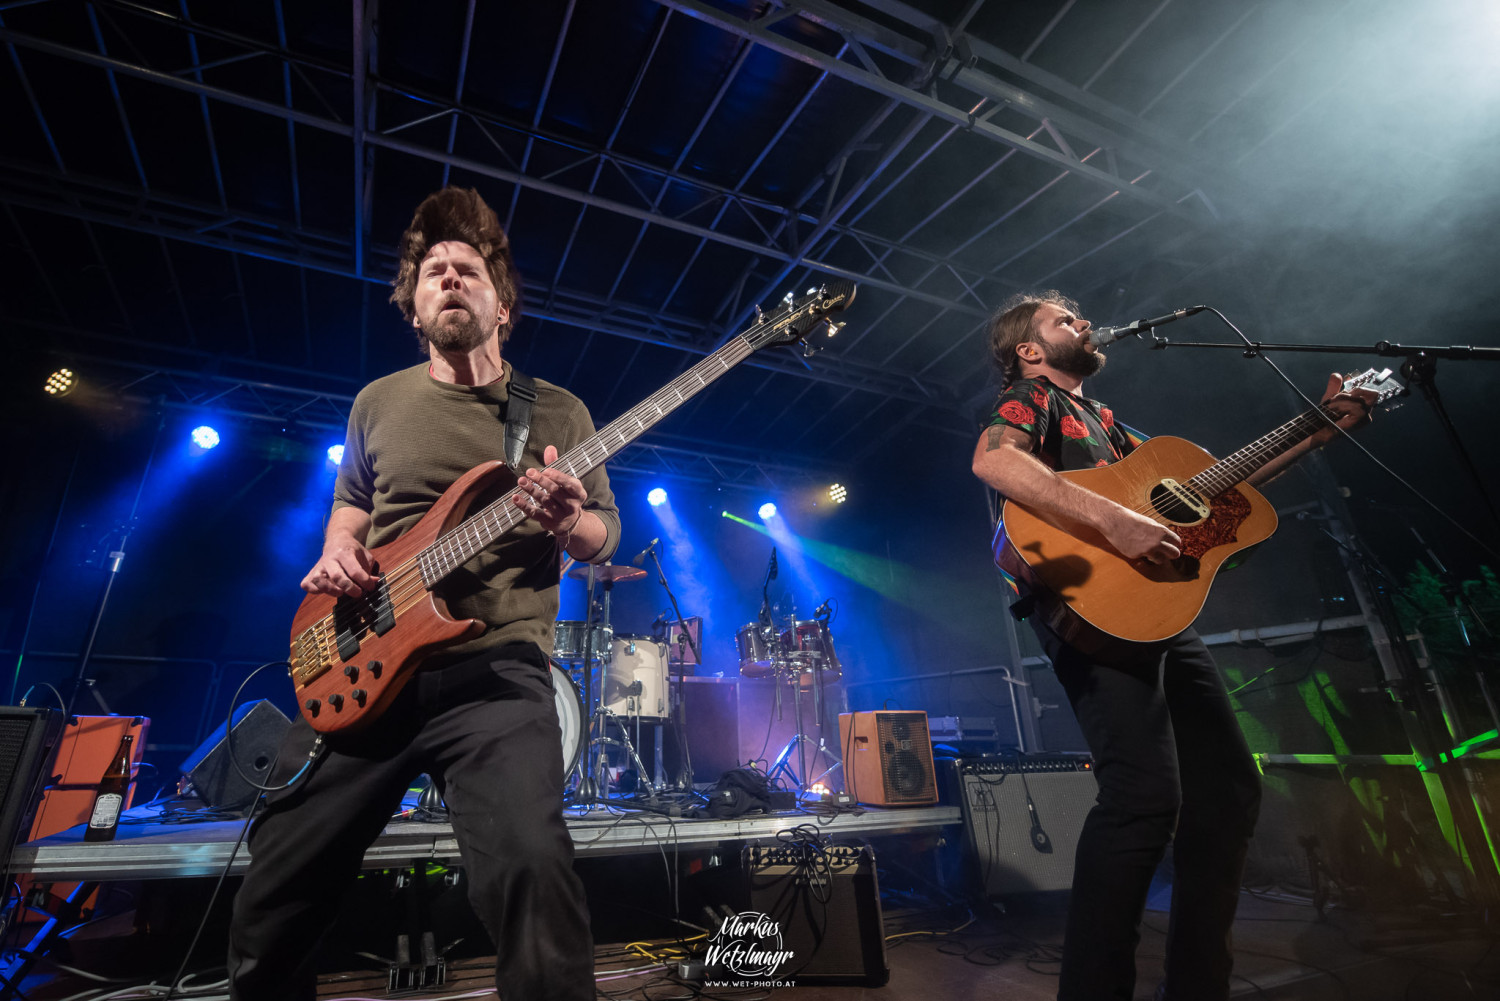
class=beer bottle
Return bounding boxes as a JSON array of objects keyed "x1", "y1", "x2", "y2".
[{"x1": 84, "y1": 733, "x2": 134, "y2": 843}]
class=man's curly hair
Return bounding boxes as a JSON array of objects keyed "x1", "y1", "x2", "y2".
[
  {"x1": 986, "y1": 289, "x2": 1080, "y2": 386},
  {"x1": 390, "y1": 187, "x2": 522, "y2": 351}
]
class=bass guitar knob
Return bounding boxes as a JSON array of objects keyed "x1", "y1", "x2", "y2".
[
  {"x1": 327, "y1": 693, "x2": 344, "y2": 711},
  {"x1": 304, "y1": 699, "x2": 320, "y2": 715},
  {"x1": 351, "y1": 689, "x2": 367, "y2": 705}
]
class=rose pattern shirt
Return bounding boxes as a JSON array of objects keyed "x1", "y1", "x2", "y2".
[{"x1": 985, "y1": 376, "x2": 1141, "y2": 472}]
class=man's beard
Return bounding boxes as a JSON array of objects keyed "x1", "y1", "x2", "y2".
[
  {"x1": 424, "y1": 300, "x2": 493, "y2": 353},
  {"x1": 1041, "y1": 338, "x2": 1106, "y2": 379}
]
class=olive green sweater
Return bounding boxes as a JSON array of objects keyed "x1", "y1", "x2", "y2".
[{"x1": 332, "y1": 360, "x2": 620, "y2": 666}]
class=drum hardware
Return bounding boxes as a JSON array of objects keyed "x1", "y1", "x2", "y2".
[
  {"x1": 636, "y1": 539, "x2": 702, "y2": 795},
  {"x1": 737, "y1": 590, "x2": 844, "y2": 797}
]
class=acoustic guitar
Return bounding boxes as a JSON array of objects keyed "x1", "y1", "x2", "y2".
[
  {"x1": 287, "y1": 282, "x2": 856, "y2": 733},
  {"x1": 996, "y1": 368, "x2": 1404, "y2": 652}
]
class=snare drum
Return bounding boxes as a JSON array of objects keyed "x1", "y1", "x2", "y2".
[
  {"x1": 735, "y1": 622, "x2": 776, "y2": 678},
  {"x1": 781, "y1": 619, "x2": 842, "y2": 684},
  {"x1": 553, "y1": 620, "x2": 613, "y2": 663},
  {"x1": 603, "y1": 636, "x2": 669, "y2": 718}
]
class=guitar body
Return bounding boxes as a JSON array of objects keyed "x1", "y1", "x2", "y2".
[
  {"x1": 999, "y1": 435, "x2": 1279, "y2": 651},
  {"x1": 288, "y1": 461, "x2": 507, "y2": 734}
]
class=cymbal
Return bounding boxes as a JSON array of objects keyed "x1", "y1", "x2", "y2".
[{"x1": 567, "y1": 563, "x2": 647, "y2": 583}]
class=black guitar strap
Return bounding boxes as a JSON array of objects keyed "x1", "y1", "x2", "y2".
[{"x1": 503, "y1": 368, "x2": 538, "y2": 473}]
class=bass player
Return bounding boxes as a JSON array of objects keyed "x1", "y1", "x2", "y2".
[
  {"x1": 227, "y1": 187, "x2": 619, "y2": 1001},
  {"x1": 970, "y1": 290, "x2": 1374, "y2": 1001}
]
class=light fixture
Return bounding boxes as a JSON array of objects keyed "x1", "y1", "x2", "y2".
[
  {"x1": 758, "y1": 502, "x2": 777, "y2": 520},
  {"x1": 327, "y1": 444, "x2": 345, "y2": 465},
  {"x1": 190, "y1": 425, "x2": 221, "y2": 450},
  {"x1": 647, "y1": 487, "x2": 668, "y2": 507},
  {"x1": 828, "y1": 483, "x2": 847, "y2": 504},
  {"x1": 43, "y1": 367, "x2": 75, "y2": 397}
]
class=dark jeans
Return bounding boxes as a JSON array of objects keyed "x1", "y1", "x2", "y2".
[
  {"x1": 227, "y1": 646, "x2": 593, "y2": 1001},
  {"x1": 1035, "y1": 624, "x2": 1262, "y2": 1001}
]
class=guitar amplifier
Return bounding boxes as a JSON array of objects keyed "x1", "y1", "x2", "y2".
[
  {"x1": 960, "y1": 754, "x2": 1096, "y2": 896},
  {"x1": 734, "y1": 844, "x2": 889, "y2": 987},
  {"x1": 838, "y1": 711, "x2": 938, "y2": 806},
  {"x1": 0, "y1": 708, "x2": 64, "y2": 869}
]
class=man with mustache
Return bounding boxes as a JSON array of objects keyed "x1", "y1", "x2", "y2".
[
  {"x1": 227, "y1": 187, "x2": 619, "y2": 1001},
  {"x1": 970, "y1": 290, "x2": 1373, "y2": 1001}
]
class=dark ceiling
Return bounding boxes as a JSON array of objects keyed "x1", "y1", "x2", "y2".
[{"x1": 3, "y1": 0, "x2": 1498, "y2": 513}]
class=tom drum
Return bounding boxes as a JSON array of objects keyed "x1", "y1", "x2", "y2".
[{"x1": 735, "y1": 622, "x2": 776, "y2": 678}]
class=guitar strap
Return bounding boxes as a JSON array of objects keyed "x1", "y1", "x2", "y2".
[{"x1": 503, "y1": 368, "x2": 538, "y2": 473}]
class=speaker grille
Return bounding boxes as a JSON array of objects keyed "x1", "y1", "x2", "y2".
[{"x1": 875, "y1": 713, "x2": 934, "y2": 804}]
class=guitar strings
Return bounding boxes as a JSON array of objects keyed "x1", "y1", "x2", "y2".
[{"x1": 1114, "y1": 403, "x2": 1341, "y2": 523}]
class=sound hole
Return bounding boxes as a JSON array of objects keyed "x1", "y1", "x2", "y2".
[{"x1": 1148, "y1": 483, "x2": 1205, "y2": 525}]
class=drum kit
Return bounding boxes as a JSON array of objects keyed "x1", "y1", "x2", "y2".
[
  {"x1": 552, "y1": 562, "x2": 685, "y2": 800},
  {"x1": 552, "y1": 549, "x2": 845, "y2": 804}
]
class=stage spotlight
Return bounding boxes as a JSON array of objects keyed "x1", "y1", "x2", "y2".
[
  {"x1": 327, "y1": 444, "x2": 345, "y2": 465},
  {"x1": 43, "y1": 367, "x2": 75, "y2": 397},
  {"x1": 828, "y1": 483, "x2": 848, "y2": 504},
  {"x1": 190, "y1": 425, "x2": 221, "y2": 450},
  {"x1": 758, "y1": 502, "x2": 777, "y2": 520},
  {"x1": 647, "y1": 487, "x2": 668, "y2": 507}
]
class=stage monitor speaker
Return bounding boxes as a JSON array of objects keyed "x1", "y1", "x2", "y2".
[
  {"x1": 960, "y1": 755, "x2": 1096, "y2": 896},
  {"x1": 180, "y1": 700, "x2": 292, "y2": 814},
  {"x1": 838, "y1": 711, "x2": 938, "y2": 806},
  {"x1": 0, "y1": 708, "x2": 64, "y2": 869},
  {"x1": 740, "y1": 844, "x2": 888, "y2": 986}
]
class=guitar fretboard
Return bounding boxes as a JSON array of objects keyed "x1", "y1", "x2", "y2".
[
  {"x1": 416, "y1": 335, "x2": 757, "y2": 585},
  {"x1": 1186, "y1": 403, "x2": 1340, "y2": 499}
]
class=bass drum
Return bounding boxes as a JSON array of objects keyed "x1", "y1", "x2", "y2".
[{"x1": 551, "y1": 660, "x2": 584, "y2": 779}]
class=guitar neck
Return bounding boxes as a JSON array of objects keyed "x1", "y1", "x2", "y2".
[
  {"x1": 1186, "y1": 403, "x2": 1340, "y2": 498},
  {"x1": 418, "y1": 335, "x2": 756, "y2": 582}
]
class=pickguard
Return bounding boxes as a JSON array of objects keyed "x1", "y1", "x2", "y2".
[{"x1": 1175, "y1": 489, "x2": 1251, "y2": 559}]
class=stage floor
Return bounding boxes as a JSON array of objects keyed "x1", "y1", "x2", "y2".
[{"x1": 11, "y1": 800, "x2": 961, "y2": 881}]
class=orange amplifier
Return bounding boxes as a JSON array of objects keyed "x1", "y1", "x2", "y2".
[{"x1": 29, "y1": 715, "x2": 150, "y2": 841}]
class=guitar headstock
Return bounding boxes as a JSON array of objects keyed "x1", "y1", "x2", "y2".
[
  {"x1": 742, "y1": 281, "x2": 857, "y2": 353},
  {"x1": 1341, "y1": 367, "x2": 1406, "y2": 410}
]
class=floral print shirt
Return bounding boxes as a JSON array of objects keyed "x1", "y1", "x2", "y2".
[{"x1": 983, "y1": 376, "x2": 1141, "y2": 472}]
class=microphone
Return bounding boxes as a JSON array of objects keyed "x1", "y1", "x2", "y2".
[
  {"x1": 813, "y1": 598, "x2": 832, "y2": 619},
  {"x1": 1089, "y1": 305, "x2": 1207, "y2": 347},
  {"x1": 631, "y1": 538, "x2": 660, "y2": 566},
  {"x1": 768, "y1": 547, "x2": 779, "y2": 581}
]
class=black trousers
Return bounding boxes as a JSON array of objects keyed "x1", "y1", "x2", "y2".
[
  {"x1": 227, "y1": 645, "x2": 593, "y2": 1001},
  {"x1": 1035, "y1": 624, "x2": 1262, "y2": 1001}
]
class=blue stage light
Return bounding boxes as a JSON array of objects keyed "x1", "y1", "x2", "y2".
[
  {"x1": 647, "y1": 487, "x2": 668, "y2": 507},
  {"x1": 327, "y1": 444, "x2": 345, "y2": 465},
  {"x1": 758, "y1": 502, "x2": 777, "y2": 520},
  {"x1": 190, "y1": 425, "x2": 220, "y2": 450}
]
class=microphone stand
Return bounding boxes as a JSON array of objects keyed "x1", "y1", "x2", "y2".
[
  {"x1": 643, "y1": 544, "x2": 701, "y2": 795},
  {"x1": 1135, "y1": 332, "x2": 1500, "y2": 532}
]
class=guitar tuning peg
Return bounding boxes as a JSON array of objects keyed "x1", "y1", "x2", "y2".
[
  {"x1": 806, "y1": 287, "x2": 818, "y2": 295},
  {"x1": 825, "y1": 320, "x2": 846, "y2": 337},
  {"x1": 782, "y1": 291, "x2": 794, "y2": 305},
  {"x1": 802, "y1": 341, "x2": 820, "y2": 358},
  {"x1": 754, "y1": 305, "x2": 765, "y2": 323}
]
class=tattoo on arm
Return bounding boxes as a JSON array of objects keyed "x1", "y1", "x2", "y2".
[{"x1": 985, "y1": 425, "x2": 1005, "y2": 451}]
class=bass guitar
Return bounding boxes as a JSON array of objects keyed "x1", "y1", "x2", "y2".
[
  {"x1": 996, "y1": 368, "x2": 1404, "y2": 651},
  {"x1": 288, "y1": 282, "x2": 856, "y2": 733}
]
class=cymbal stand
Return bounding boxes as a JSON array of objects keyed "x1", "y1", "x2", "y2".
[
  {"x1": 642, "y1": 541, "x2": 700, "y2": 793},
  {"x1": 571, "y1": 564, "x2": 603, "y2": 804}
]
